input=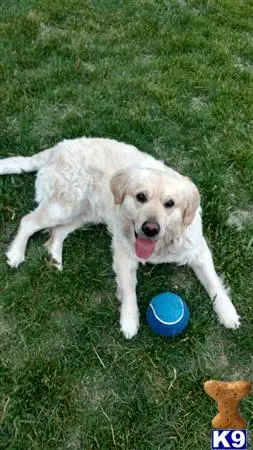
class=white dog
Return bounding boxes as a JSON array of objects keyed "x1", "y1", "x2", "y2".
[{"x1": 0, "y1": 137, "x2": 240, "y2": 338}]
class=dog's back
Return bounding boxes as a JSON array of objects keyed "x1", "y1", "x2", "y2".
[{"x1": 1, "y1": 137, "x2": 165, "y2": 209}]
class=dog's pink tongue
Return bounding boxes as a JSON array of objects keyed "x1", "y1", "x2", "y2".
[{"x1": 135, "y1": 236, "x2": 156, "y2": 259}]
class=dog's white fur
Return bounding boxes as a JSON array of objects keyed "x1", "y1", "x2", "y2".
[{"x1": 0, "y1": 137, "x2": 240, "y2": 338}]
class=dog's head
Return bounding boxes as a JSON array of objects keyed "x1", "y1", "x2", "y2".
[{"x1": 110, "y1": 167, "x2": 200, "y2": 260}]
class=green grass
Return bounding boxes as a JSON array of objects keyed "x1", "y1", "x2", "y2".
[{"x1": 1, "y1": 0, "x2": 253, "y2": 448}]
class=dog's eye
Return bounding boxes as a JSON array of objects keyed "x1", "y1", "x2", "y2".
[
  {"x1": 136, "y1": 193, "x2": 147, "y2": 203},
  {"x1": 164, "y1": 199, "x2": 175, "y2": 208}
]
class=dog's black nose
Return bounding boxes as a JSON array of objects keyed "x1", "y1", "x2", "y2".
[{"x1": 141, "y1": 221, "x2": 160, "y2": 237}]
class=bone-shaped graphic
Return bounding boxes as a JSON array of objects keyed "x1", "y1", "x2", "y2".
[{"x1": 204, "y1": 380, "x2": 251, "y2": 429}]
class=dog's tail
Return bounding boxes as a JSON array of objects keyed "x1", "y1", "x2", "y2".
[{"x1": 0, "y1": 147, "x2": 54, "y2": 175}]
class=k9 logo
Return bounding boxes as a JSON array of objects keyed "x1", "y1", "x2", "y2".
[{"x1": 212, "y1": 430, "x2": 247, "y2": 449}]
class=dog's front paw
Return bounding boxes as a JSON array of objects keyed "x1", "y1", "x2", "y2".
[
  {"x1": 214, "y1": 296, "x2": 240, "y2": 329},
  {"x1": 219, "y1": 311, "x2": 241, "y2": 329},
  {"x1": 6, "y1": 247, "x2": 25, "y2": 268},
  {"x1": 120, "y1": 312, "x2": 139, "y2": 339}
]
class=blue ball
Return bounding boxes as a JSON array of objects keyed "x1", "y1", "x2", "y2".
[{"x1": 147, "y1": 292, "x2": 189, "y2": 337}]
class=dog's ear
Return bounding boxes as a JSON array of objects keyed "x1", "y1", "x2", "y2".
[
  {"x1": 183, "y1": 178, "x2": 200, "y2": 226},
  {"x1": 110, "y1": 169, "x2": 130, "y2": 204}
]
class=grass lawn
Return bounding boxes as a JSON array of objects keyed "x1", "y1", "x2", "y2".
[{"x1": 1, "y1": 0, "x2": 253, "y2": 448}]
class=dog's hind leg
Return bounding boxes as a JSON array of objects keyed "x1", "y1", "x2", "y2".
[
  {"x1": 44, "y1": 217, "x2": 83, "y2": 270},
  {"x1": 6, "y1": 202, "x2": 73, "y2": 268}
]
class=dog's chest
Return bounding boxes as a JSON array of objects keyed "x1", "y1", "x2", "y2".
[{"x1": 143, "y1": 237, "x2": 200, "y2": 266}]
